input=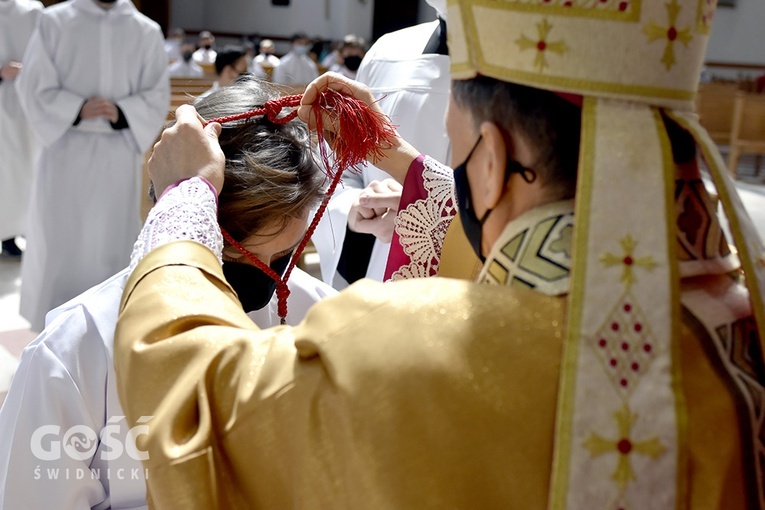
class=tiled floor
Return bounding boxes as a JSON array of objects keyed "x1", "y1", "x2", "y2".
[{"x1": 1, "y1": 157, "x2": 764, "y2": 410}]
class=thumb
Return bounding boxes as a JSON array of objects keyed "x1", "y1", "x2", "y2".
[{"x1": 205, "y1": 122, "x2": 222, "y2": 139}]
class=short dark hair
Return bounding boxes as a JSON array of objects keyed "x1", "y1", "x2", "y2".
[
  {"x1": 291, "y1": 32, "x2": 309, "y2": 43},
  {"x1": 451, "y1": 76, "x2": 581, "y2": 200},
  {"x1": 193, "y1": 76, "x2": 325, "y2": 244},
  {"x1": 215, "y1": 45, "x2": 246, "y2": 76}
]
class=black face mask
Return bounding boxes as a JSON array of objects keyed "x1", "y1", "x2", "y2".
[
  {"x1": 203, "y1": 44, "x2": 212, "y2": 50},
  {"x1": 100, "y1": 0, "x2": 117, "y2": 3},
  {"x1": 343, "y1": 55, "x2": 363, "y2": 72},
  {"x1": 453, "y1": 135, "x2": 537, "y2": 262},
  {"x1": 453, "y1": 136, "x2": 489, "y2": 262},
  {"x1": 182, "y1": 51, "x2": 194, "y2": 63},
  {"x1": 222, "y1": 252, "x2": 292, "y2": 312}
]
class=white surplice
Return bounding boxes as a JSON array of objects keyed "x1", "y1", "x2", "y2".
[
  {"x1": 271, "y1": 51, "x2": 318, "y2": 86},
  {"x1": 311, "y1": 20, "x2": 451, "y2": 288},
  {"x1": 15, "y1": 0, "x2": 170, "y2": 331},
  {"x1": 0, "y1": 0, "x2": 42, "y2": 241},
  {"x1": 0, "y1": 263, "x2": 336, "y2": 509}
]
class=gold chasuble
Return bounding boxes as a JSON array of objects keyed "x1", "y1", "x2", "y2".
[{"x1": 117, "y1": 189, "x2": 755, "y2": 508}]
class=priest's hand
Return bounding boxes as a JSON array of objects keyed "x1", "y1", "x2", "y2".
[
  {"x1": 147, "y1": 104, "x2": 225, "y2": 197},
  {"x1": 349, "y1": 179, "x2": 402, "y2": 243},
  {"x1": 297, "y1": 72, "x2": 420, "y2": 183},
  {"x1": 0, "y1": 61, "x2": 22, "y2": 81}
]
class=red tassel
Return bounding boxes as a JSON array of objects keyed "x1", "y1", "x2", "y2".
[{"x1": 211, "y1": 89, "x2": 397, "y2": 324}]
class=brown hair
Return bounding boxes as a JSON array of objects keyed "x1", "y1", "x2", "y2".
[{"x1": 193, "y1": 76, "x2": 325, "y2": 244}]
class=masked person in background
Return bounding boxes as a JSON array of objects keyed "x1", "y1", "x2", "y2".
[
  {"x1": 192, "y1": 30, "x2": 216, "y2": 66},
  {"x1": 328, "y1": 34, "x2": 365, "y2": 81},
  {"x1": 114, "y1": 0, "x2": 764, "y2": 508},
  {"x1": 168, "y1": 41, "x2": 205, "y2": 78},
  {"x1": 272, "y1": 32, "x2": 319, "y2": 88},
  {"x1": 0, "y1": 76, "x2": 336, "y2": 510}
]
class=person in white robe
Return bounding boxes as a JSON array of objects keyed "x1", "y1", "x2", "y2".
[
  {"x1": 0, "y1": 267, "x2": 334, "y2": 510},
  {"x1": 167, "y1": 42, "x2": 204, "y2": 78},
  {"x1": 311, "y1": 8, "x2": 451, "y2": 289},
  {"x1": 163, "y1": 27, "x2": 184, "y2": 62},
  {"x1": 253, "y1": 39, "x2": 281, "y2": 76},
  {"x1": 0, "y1": 0, "x2": 42, "y2": 258},
  {"x1": 191, "y1": 30, "x2": 216, "y2": 65},
  {"x1": 15, "y1": 0, "x2": 170, "y2": 332},
  {"x1": 272, "y1": 33, "x2": 319, "y2": 87},
  {"x1": 0, "y1": 75, "x2": 336, "y2": 509}
]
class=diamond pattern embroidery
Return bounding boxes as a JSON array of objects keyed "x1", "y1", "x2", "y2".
[{"x1": 593, "y1": 293, "x2": 657, "y2": 394}]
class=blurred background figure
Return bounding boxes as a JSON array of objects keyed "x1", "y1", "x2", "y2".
[
  {"x1": 164, "y1": 26, "x2": 185, "y2": 62},
  {"x1": 272, "y1": 32, "x2": 319, "y2": 87},
  {"x1": 15, "y1": 0, "x2": 170, "y2": 332},
  {"x1": 201, "y1": 45, "x2": 249, "y2": 97},
  {"x1": 168, "y1": 41, "x2": 204, "y2": 78},
  {"x1": 192, "y1": 29, "x2": 217, "y2": 65},
  {"x1": 242, "y1": 40, "x2": 266, "y2": 79},
  {"x1": 329, "y1": 34, "x2": 365, "y2": 80},
  {"x1": 254, "y1": 38, "x2": 281, "y2": 78},
  {"x1": 0, "y1": 0, "x2": 42, "y2": 259}
]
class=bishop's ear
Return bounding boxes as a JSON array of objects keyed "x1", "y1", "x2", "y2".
[{"x1": 478, "y1": 121, "x2": 511, "y2": 210}]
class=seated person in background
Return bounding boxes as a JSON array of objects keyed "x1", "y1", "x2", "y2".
[
  {"x1": 0, "y1": 75, "x2": 336, "y2": 510},
  {"x1": 329, "y1": 34, "x2": 365, "y2": 80},
  {"x1": 163, "y1": 27, "x2": 185, "y2": 62},
  {"x1": 167, "y1": 41, "x2": 204, "y2": 78},
  {"x1": 254, "y1": 38, "x2": 281, "y2": 75},
  {"x1": 243, "y1": 40, "x2": 266, "y2": 79},
  {"x1": 192, "y1": 30, "x2": 216, "y2": 65},
  {"x1": 272, "y1": 32, "x2": 319, "y2": 87},
  {"x1": 201, "y1": 45, "x2": 251, "y2": 98}
]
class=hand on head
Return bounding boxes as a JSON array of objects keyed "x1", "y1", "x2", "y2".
[
  {"x1": 147, "y1": 104, "x2": 225, "y2": 197},
  {"x1": 349, "y1": 179, "x2": 402, "y2": 243}
]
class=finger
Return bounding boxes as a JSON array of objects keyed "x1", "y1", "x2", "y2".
[
  {"x1": 384, "y1": 179, "x2": 403, "y2": 192},
  {"x1": 174, "y1": 104, "x2": 205, "y2": 127},
  {"x1": 359, "y1": 192, "x2": 402, "y2": 211},
  {"x1": 204, "y1": 121, "x2": 222, "y2": 140}
]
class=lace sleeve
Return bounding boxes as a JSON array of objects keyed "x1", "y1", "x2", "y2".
[
  {"x1": 385, "y1": 155, "x2": 457, "y2": 281},
  {"x1": 129, "y1": 177, "x2": 223, "y2": 271}
]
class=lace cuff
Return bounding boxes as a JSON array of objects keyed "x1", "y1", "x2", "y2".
[
  {"x1": 385, "y1": 155, "x2": 457, "y2": 281},
  {"x1": 129, "y1": 177, "x2": 223, "y2": 271}
]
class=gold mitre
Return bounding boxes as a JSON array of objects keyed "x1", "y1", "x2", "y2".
[{"x1": 447, "y1": 0, "x2": 714, "y2": 110}]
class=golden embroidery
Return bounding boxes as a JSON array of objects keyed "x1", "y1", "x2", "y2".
[
  {"x1": 583, "y1": 404, "x2": 667, "y2": 490},
  {"x1": 600, "y1": 235, "x2": 658, "y2": 288},
  {"x1": 642, "y1": 0, "x2": 692, "y2": 70},
  {"x1": 515, "y1": 18, "x2": 569, "y2": 72}
]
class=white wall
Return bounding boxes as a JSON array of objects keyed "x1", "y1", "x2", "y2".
[
  {"x1": 170, "y1": 0, "x2": 374, "y2": 43},
  {"x1": 706, "y1": 0, "x2": 765, "y2": 65},
  {"x1": 171, "y1": 0, "x2": 763, "y2": 66}
]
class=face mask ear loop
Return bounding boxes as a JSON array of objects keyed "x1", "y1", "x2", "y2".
[{"x1": 505, "y1": 160, "x2": 538, "y2": 184}]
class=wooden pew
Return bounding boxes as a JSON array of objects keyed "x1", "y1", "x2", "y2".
[
  {"x1": 696, "y1": 82, "x2": 739, "y2": 145},
  {"x1": 727, "y1": 91, "x2": 765, "y2": 178}
]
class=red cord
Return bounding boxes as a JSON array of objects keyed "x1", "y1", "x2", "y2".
[{"x1": 213, "y1": 89, "x2": 397, "y2": 323}]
